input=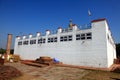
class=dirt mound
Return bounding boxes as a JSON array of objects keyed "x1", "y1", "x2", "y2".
[
  {"x1": 0, "y1": 65, "x2": 21, "y2": 80},
  {"x1": 110, "y1": 64, "x2": 120, "y2": 73},
  {"x1": 111, "y1": 67, "x2": 120, "y2": 73}
]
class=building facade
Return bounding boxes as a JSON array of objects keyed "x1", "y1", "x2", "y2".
[{"x1": 14, "y1": 18, "x2": 116, "y2": 68}]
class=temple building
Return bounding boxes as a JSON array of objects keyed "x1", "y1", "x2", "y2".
[{"x1": 14, "y1": 18, "x2": 116, "y2": 68}]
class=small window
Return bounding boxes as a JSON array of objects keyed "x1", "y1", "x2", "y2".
[
  {"x1": 81, "y1": 37, "x2": 85, "y2": 40},
  {"x1": 76, "y1": 38, "x2": 80, "y2": 40},
  {"x1": 30, "y1": 40, "x2": 36, "y2": 44},
  {"x1": 64, "y1": 36, "x2": 67, "y2": 39},
  {"x1": 81, "y1": 34, "x2": 85, "y2": 40},
  {"x1": 60, "y1": 37, "x2": 63, "y2": 42},
  {"x1": 38, "y1": 39, "x2": 42, "y2": 44},
  {"x1": 64, "y1": 36, "x2": 67, "y2": 41},
  {"x1": 86, "y1": 33, "x2": 91, "y2": 36},
  {"x1": 38, "y1": 38, "x2": 46, "y2": 44},
  {"x1": 81, "y1": 34, "x2": 85, "y2": 37},
  {"x1": 76, "y1": 34, "x2": 81, "y2": 40},
  {"x1": 68, "y1": 35, "x2": 72, "y2": 38},
  {"x1": 60, "y1": 35, "x2": 72, "y2": 42},
  {"x1": 51, "y1": 38, "x2": 53, "y2": 42},
  {"x1": 18, "y1": 41, "x2": 22, "y2": 45},
  {"x1": 48, "y1": 37, "x2": 57, "y2": 43},
  {"x1": 54, "y1": 37, "x2": 57, "y2": 42},
  {"x1": 69, "y1": 38, "x2": 72, "y2": 41},
  {"x1": 68, "y1": 35, "x2": 72, "y2": 41},
  {"x1": 43, "y1": 39, "x2": 46, "y2": 43},
  {"x1": 23, "y1": 41, "x2": 29, "y2": 45},
  {"x1": 86, "y1": 33, "x2": 92, "y2": 40},
  {"x1": 76, "y1": 34, "x2": 80, "y2": 37},
  {"x1": 87, "y1": 37, "x2": 92, "y2": 39},
  {"x1": 48, "y1": 38, "x2": 50, "y2": 43},
  {"x1": 76, "y1": 32, "x2": 92, "y2": 41}
]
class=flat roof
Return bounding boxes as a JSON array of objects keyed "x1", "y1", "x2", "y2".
[{"x1": 91, "y1": 18, "x2": 106, "y2": 23}]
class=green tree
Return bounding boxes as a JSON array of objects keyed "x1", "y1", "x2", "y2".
[
  {"x1": 10, "y1": 49, "x2": 14, "y2": 54},
  {"x1": 116, "y1": 43, "x2": 120, "y2": 58},
  {"x1": 0, "y1": 48, "x2": 6, "y2": 54}
]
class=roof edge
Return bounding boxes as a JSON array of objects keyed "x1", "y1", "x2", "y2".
[{"x1": 91, "y1": 18, "x2": 106, "y2": 23}]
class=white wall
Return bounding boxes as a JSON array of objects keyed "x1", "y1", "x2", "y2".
[
  {"x1": 105, "y1": 22, "x2": 116, "y2": 67},
  {"x1": 91, "y1": 20, "x2": 108, "y2": 68},
  {"x1": 14, "y1": 19, "x2": 116, "y2": 68}
]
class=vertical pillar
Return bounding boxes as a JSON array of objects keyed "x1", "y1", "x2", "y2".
[{"x1": 6, "y1": 34, "x2": 12, "y2": 55}]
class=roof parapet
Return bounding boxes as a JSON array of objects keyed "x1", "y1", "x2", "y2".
[
  {"x1": 16, "y1": 36, "x2": 21, "y2": 40},
  {"x1": 36, "y1": 32, "x2": 40, "y2": 37},
  {"x1": 46, "y1": 30, "x2": 50, "y2": 35},
  {"x1": 91, "y1": 18, "x2": 106, "y2": 23},
  {"x1": 57, "y1": 27, "x2": 62, "y2": 33},
  {"x1": 23, "y1": 35, "x2": 26, "y2": 39},
  {"x1": 29, "y1": 33, "x2": 32, "y2": 38}
]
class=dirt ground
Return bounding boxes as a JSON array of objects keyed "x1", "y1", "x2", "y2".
[{"x1": 5, "y1": 62, "x2": 120, "y2": 80}]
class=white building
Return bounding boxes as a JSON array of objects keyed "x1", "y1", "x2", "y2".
[{"x1": 14, "y1": 18, "x2": 116, "y2": 68}]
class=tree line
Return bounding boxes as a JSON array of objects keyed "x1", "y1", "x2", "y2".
[
  {"x1": 0, "y1": 48, "x2": 14, "y2": 54},
  {"x1": 116, "y1": 43, "x2": 120, "y2": 58}
]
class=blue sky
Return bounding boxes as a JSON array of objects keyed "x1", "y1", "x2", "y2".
[{"x1": 0, "y1": 0, "x2": 120, "y2": 49}]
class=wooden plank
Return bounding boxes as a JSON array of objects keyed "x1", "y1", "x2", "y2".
[{"x1": 22, "y1": 61, "x2": 47, "y2": 67}]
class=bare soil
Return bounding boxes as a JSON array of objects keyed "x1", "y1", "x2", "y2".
[
  {"x1": 4, "y1": 62, "x2": 120, "y2": 80},
  {"x1": 0, "y1": 65, "x2": 21, "y2": 80}
]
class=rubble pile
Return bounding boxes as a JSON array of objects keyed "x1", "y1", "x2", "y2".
[
  {"x1": 35, "y1": 56, "x2": 54, "y2": 65},
  {"x1": 0, "y1": 65, "x2": 21, "y2": 80},
  {"x1": 21, "y1": 56, "x2": 62, "y2": 67},
  {"x1": 110, "y1": 64, "x2": 120, "y2": 73},
  {"x1": 114, "y1": 59, "x2": 120, "y2": 64}
]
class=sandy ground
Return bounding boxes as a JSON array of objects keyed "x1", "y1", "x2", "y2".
[
  {"x1": 5, "y1": 62, "x2": 120, "y2": 80},
  {"x1": 5, "y1": 62, "x2": 89, "y2": 80}
]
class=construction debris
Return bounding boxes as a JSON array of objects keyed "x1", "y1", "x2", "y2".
[
  {"x1": 114, "y1": 59, "x2": 120, "y2": 64},
  {"x1": 21, "y1": 61, "x2": 48, "y2": 67},
  {"x1": 110, "y1": 64, "x2": 120, "y2": 73},
  {"x1": 0, "y1": 65, "x2": 21, "y2": 80},
  {"x1": 35, "y1": 56, "x2": 54, "y2": 65},
  {"x1": 0, "y1": 58, "x2": 4, "y2": 65},
  {"x1": 21, "y1": 56, "x2": 62, "y2": 67}
]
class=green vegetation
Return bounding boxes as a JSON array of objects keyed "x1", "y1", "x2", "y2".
[
  {"x1": 116, "y1": 43, "x2": 120, "y2": 58},
  {"x1": 0, "y1": 48, "x2": 14, "y2": 54},
  {"x1": 0, "y1": 48, "x2": 5, "y2": 54},
  {"x1": 10, "y1": 49, "x2": 14, "y2": 54}
]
